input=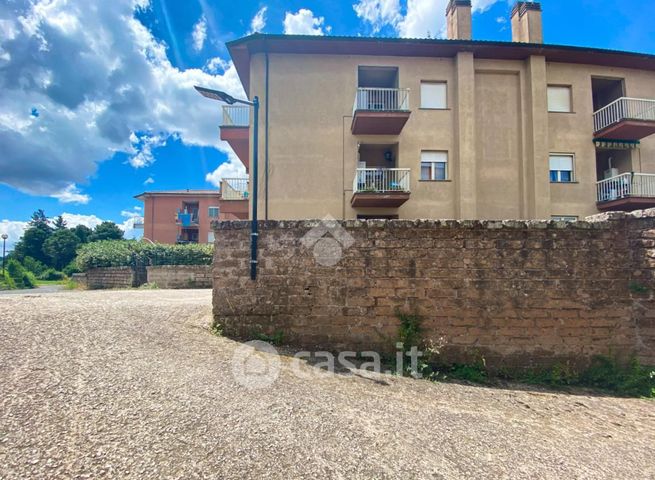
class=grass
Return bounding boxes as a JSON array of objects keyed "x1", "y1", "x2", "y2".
[{"x1": 35, "y1": 279, "x2": 67, "y2": 286}]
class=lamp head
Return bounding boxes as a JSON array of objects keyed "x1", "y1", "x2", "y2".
[
  {"x1": 1, "y1": 234, "x2": 8, "y2": 240},
  {"x1": 194, "y1": 86, "x2": 238, "y2": 105}
]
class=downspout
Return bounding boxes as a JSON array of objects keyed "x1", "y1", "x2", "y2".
[{"x1": 265, "y1": 52, "x2": 270, "y2": 220}]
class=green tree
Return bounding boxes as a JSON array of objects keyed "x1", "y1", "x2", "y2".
[
  {"x1": 14, "y1": 209, "x2": 53, "y2": 265},
  {"x1": 89, "y1": 222, "x2": 124, "y2": 242},
  {"x1": 72, "y1": 224, "x2": 93, "y2": 243},
  {"x1": 43, "y1": 229, "x2": 80, "y2": 270},
  {"x1": 53, "y1": 215, "x2": 67, "y2": 230}
]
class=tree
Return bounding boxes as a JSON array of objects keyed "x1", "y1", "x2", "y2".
[
  {"x1": 53, "y1": 215, "x2": 67, "y2": 230},
  {"x1": 29, "y1": 209, "x2": 49, "y2": 228},
  {"x1": 89, "y1": 222, "x2": 124, "y2": 242},
  {"x1": 43, "y1": 229, "x2": 80, "y2": 270},
  {"x1": 13, "y1": 210, "x2": 53, "y2": 265},
  {"x1": 73, "y1": 224, "x2": 93, "y2": 243}
]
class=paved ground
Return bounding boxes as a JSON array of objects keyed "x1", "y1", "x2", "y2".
[
  {"x1": 0, "y1": 285, "x2": 65, "y2": 296},
  {"x1": 0, "y1": 290, "x2": 654, "y2": 479}
]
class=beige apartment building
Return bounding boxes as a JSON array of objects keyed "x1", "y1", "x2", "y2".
[{"x1": 219, "y1": 0, "x2": 655, "y2": 221}]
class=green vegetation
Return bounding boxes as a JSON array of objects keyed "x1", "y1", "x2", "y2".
[
  {"x1": 392, "y1": 311, "x2": 654, "y2": 398},
  {"x1": 75, "y1": 241, "x2": 213, "y2": 271},
  {"x1": 255, "y1": 330, "x2": 285, "y2": 345},
  {"x1": 6, "y1": 259, "x2": 37, "y2": 289}
]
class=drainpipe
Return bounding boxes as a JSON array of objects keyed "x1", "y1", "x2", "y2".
[{"x1": 265, "y1": 52, "x2": 270, "y2": 220}]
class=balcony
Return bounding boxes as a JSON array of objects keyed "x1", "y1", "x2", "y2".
[
  {"x1": 176, "y1": 211, "x2": 199, "y2": 227},
  {"x1": 221, "y1": 178, "x2": 249, "y2": 201},
  {"x1": 351, "y1": 168, "x2": 411, "y2": 207},
  {"x1": 351, "y1": 88, "x2": 411, "y2": 135},
  {"x1": 596, "y1": 173, "x2": 655, "y2": 211},
  {"x1": 220, "y1": 105, "x2": 250, "y2": 171},
  {"x1": 133, "y1": 217, "x2": 144, "y2": 229},
  {"x1": 593, "y1": 98, "x2": 655, "y2": 140}
]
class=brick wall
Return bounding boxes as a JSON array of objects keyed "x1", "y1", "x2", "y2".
[
  {"x1": 86, "y1": 267, "x2": 135, "y2": 289},
  {"x1": 146, "y1": 265, "x2": 212, "y2": 289},
  {"x1": 213, "y1": 209, "x2": 655, "y2": 369}
]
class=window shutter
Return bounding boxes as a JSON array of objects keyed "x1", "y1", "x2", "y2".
[
  {"x1": 420, "y1": 82, "x2": 447, "y2": 109},
  {"x1": 547, "y1": 86, "x2": 572, "y2": 112},
  {"x1": 549, "y1": 155, "x2": 573, "y2": 171},
  {"x1": 421, "y1": 151, "x2": 448, "y2": 164}
]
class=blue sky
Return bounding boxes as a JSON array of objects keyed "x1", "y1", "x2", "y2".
[{"x1": 0, "y1": 0, "x2": 654, "y2": 247}]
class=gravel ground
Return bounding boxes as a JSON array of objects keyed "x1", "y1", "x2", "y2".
[{"x1": 0, "y1": 289, "x2": 654, "y2": 479}]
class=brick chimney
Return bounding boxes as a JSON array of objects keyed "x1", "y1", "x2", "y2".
[
  {"x1": 511, "y1": 2, "x2": 543, "y2": 44},
  {"x1": 446, "y1": 0, "x2": 472, "y2": 40}
]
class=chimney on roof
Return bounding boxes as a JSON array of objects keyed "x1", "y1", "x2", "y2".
[
  {"x1": 511, "y1": 2, "x2": 543, "y2": 44},
  {"x1": 446, "y1": 0, "x2": 472, "y2": 41}
]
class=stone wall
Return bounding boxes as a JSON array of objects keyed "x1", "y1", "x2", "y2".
[
  {"x1": 86, "y1": 267, "x2": 135, "y2": 289},
  {"x1": 146, "y1": 265, "x2": 212, "y2": 289},
  {"x1": 212, "y1": 210, "x2": 655, "y2": 368}
]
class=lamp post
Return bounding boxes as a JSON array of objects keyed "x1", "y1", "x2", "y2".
[
  {"x1": 194, "y1": 86, "x2": 260, "y2": 281},
  {"x1": 1, "y1": 234, "x2": 8, "y2": 276}
]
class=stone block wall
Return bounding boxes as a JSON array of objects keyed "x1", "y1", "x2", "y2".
[
  {"x1": 146, "y1": 265, "x2": 212, "y2": 289},
  {"x1": 213, "y1": 209, "x2": 655, "y2": 369},
  {"x1": 86, "y1": 267, "x2": 135, "y2": 289}
]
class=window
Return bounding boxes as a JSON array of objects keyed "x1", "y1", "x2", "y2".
[
  {"x1": 420, "y1": 151, "x2": 448, "y2": 181},
  {"x1": 552, "y1": 216, "x2": 578, "y2": 222},
  {"x1": 208, "y1": 231, "x2": 215, "y2": 243},
  {"x1": 420, "y1": 82, "x2": 447, "y2": 109},
  {"x1": 549, "y1": 154, "x2": 574, "y2": 183},
  {"x1": 547, "y1": 86, "x2": 572, "y2": 112},
  {"x1": 208, "y1": 206, "x2": 220, "y2": 219}
]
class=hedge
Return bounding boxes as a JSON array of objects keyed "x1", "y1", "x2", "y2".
[{"x1": 75, "y1": 241, "x2": 214, "y2": 271}]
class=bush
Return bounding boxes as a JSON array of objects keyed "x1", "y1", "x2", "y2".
[
  {"x1": 6, "y1": 259, "x2": 36, "y2": 289},
  {"x1": 22, "y1": 256, "x2": 48, "y2": 276},
  {"x1": 38, "y1": 268, "x2": 66, "y2": 281},
  {"x1": 0, "y1": 270, "x2": 16, "y2": 290},
  {"x1": 63, "y1": 262, "x2": 81, "y2": 277},
  {"x1": 75, "y1": 240, "x2": 213, "y2": 271}
]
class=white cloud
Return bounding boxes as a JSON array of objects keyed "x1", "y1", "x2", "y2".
[
  {"x1": 191, "y1": 15, "x2": 207, "y2": 51},
  {"x1": 397, "y1": 0, "x2": 448, "y2": 38},
  {"x1": 0, "y1": 220, "x2": 28, "y2": 251},
  {"x1": 128, "y1": 132, "x2": 167, "y2": 168},
  {"x1": 60, "y1": 213, "x2": 103, "y2": 229},
  {"x1": 0, "y1": 0, "x2": 244, "y2": 197},
  {"x1": 249, "y1": 6, "x2": 267, "y2": 34},
  {"x1": 50, "y1": 184, "x2": 91, "y2": 205},
  {"x1": 283, "y1": 9, "x2": 330, "y2": 35},
  {"x1": 144, "y1": 176, "x2": 155, "y2": 185},
  {"x1": 353, "y1": 0, "x2": 401, "y2": 33},
  {"x1": 205, "y1": 56, "x2": 230, "y2": 74},
  {"x1": 355, "y1": 0, "x2": 503, "y2": 38},
  {"x1": 205, "y1": 151, "x2": 247, "y2": 188}
]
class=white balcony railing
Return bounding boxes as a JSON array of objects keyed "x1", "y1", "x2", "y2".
[
  {"x1": 353, "y1": 88, "x2": 410, "y2": 114},
  {"x1": 353, "y1": 168, "x2": 411, "y2": 194},
  {"x1": 221, "y1": 177, "x2": 249, "y2": 200},
  {"x1": 596, "y1": 173, "x2": 655, "y2": 203},
  {"x1": 222, "y1": 105, "x2": 250, "y2": 127},
  {"x1": 593, "y1": 97, "x2": 655, "y2": 133}
]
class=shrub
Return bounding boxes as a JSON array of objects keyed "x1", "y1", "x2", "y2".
[
  {"x1": 63, "y1": 262, "x2": 81, "y2": 277},
  {"x1": 0, "y1": 270, "x2": 16, "y2": 290},
  {"x1": 22, "y1": 256, "x2": 48, "y2": 276},
  {"x1": 6, "y1": 259, "x2": 36, "y2": 289},
  {"x1": 38, "y1": 269, "x2": 66, "y2": 281},
  {"x1": 75, "y1": 240, "x2": 213, "y2": 271}
]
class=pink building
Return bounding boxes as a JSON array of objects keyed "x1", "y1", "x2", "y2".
[{"x1": 135, "y1": 189, "x2": 248, "y2": 244}]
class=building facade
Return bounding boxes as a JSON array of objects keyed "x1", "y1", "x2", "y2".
[
  {"x1": 220, "y1": 0, "x2": 655, "y2": 221},
  {"x1": 135, "y1": 189, "x2": 248, "y2": 244}
]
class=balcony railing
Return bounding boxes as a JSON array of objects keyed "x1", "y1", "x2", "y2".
[
  {"x1": 597, "y1": 173, "x2": 655, "y2": 203},
  {"x1": 593, "y1": 97, "x2": 655, "y2": 133},
  {"x1": 222, "y1": 105, "x2": 250, "y2": 127},
  {"x1": 221, "y1": 177, "x2": 249, "y2": 200},
  {"x1": 353, "y1": 168, "x2": 411, "y2": 193},
  {"x1": 176, "y1": 211, "x2": 199, "y2": 227},
  {"x1": 353, "y1": 88, "x2": 410, "y2": 113}
]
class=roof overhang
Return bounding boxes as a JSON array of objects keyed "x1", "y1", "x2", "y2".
[{"x1": 227, "y1": 34, "x2": 655, "y2": 95}]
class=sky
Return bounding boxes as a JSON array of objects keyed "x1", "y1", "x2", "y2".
[{"x1": 1, "y1": 0, "x2": 654, "y2": 248}]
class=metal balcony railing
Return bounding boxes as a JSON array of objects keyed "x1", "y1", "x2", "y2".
[
  {"x1": 593, "y1": 97, "x2": 655, "y2": 133},
  {"x1": 353, "y1": 88, "x2": 410, "y2": 113},
  {"x1": 353, "y1": 168, "x2": 411, "y2": 194},
  {"x1": 221, "y1": 177, "x2": 249, "y2": 200},
  {"x1": 596, "y1": 173, "x2": 655, "y2": 203},
  {"x1": 222, "y1": 105, "x2": 250, "y2": 127}
]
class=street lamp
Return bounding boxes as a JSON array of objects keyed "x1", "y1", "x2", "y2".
[
  {"x1": 1, "y1": 233, "x2": 8, "y2": 276},
  {"x1": 195, "y1": 86, "x2": 260, "y2": 281}
]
